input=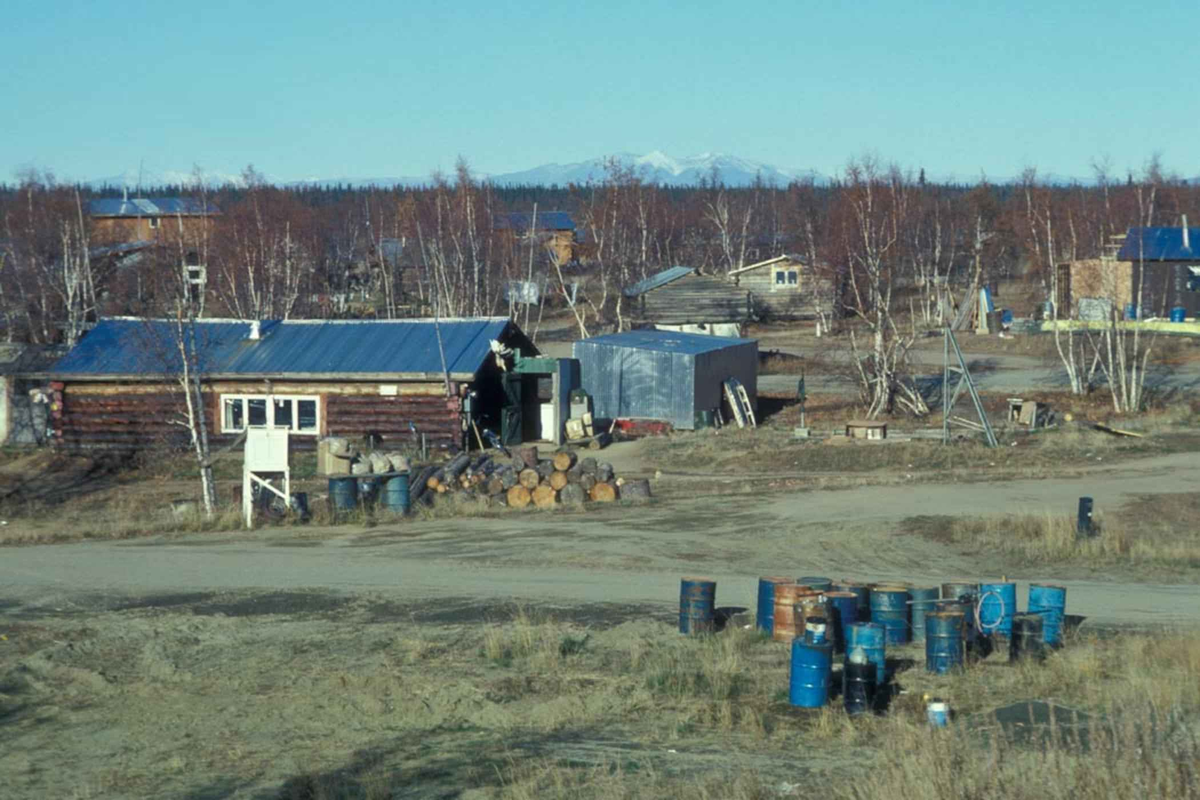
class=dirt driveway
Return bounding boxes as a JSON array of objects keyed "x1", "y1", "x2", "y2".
[{"x1": 2, "y1": 452, "x2": 1199, "y2": 630}]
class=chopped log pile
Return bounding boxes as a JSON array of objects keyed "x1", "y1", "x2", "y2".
[{"x1": 409, "y1": 447, "x2": 646, "y2": 510}]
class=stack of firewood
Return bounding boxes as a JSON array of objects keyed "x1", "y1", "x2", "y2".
[{"x1": 408, "y1": 447, "x2": 649, "y2": 510}]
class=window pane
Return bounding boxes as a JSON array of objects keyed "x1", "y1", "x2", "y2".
[
  {"x1": 274, "y1": 398, "x2": 293, "y2": 429},
  {"x1": 248, "y1": 399, "x2": 267, "y2": 426},
  {"x1": 787, "y1": 271, "x2": 798, "y2": 285},
  {"x1": 298, "y1": 400, "x2": 317, "y2": 431},
  {"x1": 774, "y1": 271, "x2": 785, "y2": 284},
  {"x1": 223, "y1": 398, "x2": 243, "y2": 430}
]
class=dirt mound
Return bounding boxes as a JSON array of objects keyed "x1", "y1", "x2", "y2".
[{"x1": 0, "y1": 451, "x2": 127, "y2": 504}]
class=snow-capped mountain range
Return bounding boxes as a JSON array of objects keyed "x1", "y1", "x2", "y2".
[{"x1": 86, "y1": 152, "x2": 826, "y2": 190}]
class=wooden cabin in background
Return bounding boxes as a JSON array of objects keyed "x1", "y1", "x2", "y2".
[
  {"x1": 728, "y1": 254, "x2": 834, "y2": 320},
  {"x1": 89, "y1": 197, "x2": 220, "y2": 245},
  {"x1": 624, "y1": 267, "x2": 752, "y2": 327},
  {"x1": 494, "y1": 211, "x2": 577, "y2": 265}
]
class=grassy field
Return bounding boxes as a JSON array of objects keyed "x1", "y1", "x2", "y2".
[{"x1": 3, "y1": 596, "x2": 1198, "y2": 798}]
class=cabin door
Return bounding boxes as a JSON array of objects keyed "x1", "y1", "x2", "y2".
[{"x1": 500, "y1": 374, "x2": 523, "y2": 446}]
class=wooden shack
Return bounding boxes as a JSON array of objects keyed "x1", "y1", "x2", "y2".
[
  {"x1": 494, "y1": 211, "x2": 577, "y2": 265},
  {"x1": 624, "y1": 267, "x2": 752, "y2": 324},
  {"x1": 728, "y1": 254, "x2": 836, "y2": 320},
  {"x1": 43, "y1": 317, "x2": 541, "y2": 453},
  {"x1": 89, "y1": 197, "x2": 219, "y2": 246}
]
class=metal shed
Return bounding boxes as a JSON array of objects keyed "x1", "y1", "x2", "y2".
[{"x1": 573, "y1": 330, "x2": 757, "y2": 430}]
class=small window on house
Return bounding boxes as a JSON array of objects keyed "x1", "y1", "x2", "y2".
[
  {"x1": 223, "y1": 397, "x2": 243, "y2": 431},
  {"x1": 297, "y1": 400, "x2": 317, "y2": 431},
  {"x1": 247, "y1": 399, "x2": 268, "y2": 427},
  {"x1": 148, "y1": 217, "x2": 160, "y2": 230},
  {"x1": 774, "y1": 270, "x2": 786, "y2": 285},
  {"x1": 787, "y1": 270, "x2": 799, "y2": 286},
  {"x1": 273, "y1": 398, "x2": 293, "y2": 429}
]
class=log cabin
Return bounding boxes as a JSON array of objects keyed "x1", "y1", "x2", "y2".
[
  {"x1": 728, "y1": 254, "x2": 836, "y2": 320},
  {"x1": 43, "y1": 317, "x2": 552, "y2": 454},
  {"x1": 494, "y1": 211, "x2": 577, "y2": 266}
]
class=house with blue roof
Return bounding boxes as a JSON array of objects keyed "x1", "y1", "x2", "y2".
[
  {"x1": 494, "y1": 210, "x2": 577, "y2": 265},
  {"x1": 89, "y1": 197, "x2": 220, "y2": 245},
  {"x1": 44, "y1": 317, "x2": 562, "y2": 452}
]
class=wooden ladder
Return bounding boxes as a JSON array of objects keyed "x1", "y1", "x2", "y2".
[{"x1": 723, "y1": 378, "x2": 757, "y2": 428}]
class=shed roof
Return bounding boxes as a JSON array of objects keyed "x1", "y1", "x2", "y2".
[
  {"x1": 623, "y1": 266, "x2": 696, "y2": 297},
  {"x1": 494, "y1": 211, "x2": 576, "y2": 232},
  {"x1": 1117, "y1": 227, "x2": 1200, "y2": 261},
  {"x1": 573, "y1": 329, "x2": 754, "y2": 356},
  {"x1": 51, "y1": 317, "x2": 528, "y2": 380},
  {"x1": 88, "y1": 198, "x2": 220, "y2": 217}
]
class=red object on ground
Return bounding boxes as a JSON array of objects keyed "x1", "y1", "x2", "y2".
[{"x1": 612, "y1": 419, "x2": 673, "y2": 437}]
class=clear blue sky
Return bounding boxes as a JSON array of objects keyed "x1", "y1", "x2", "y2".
[{"x1": 5, "y1": 0, "x2": 1197, "y2": 183}]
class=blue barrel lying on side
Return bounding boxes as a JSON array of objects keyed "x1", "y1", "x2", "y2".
[
  {"x1": 1028, "y1": 583, "x2": 1067, "y2": 648},
  {"x1": 845, "y1": 622, "x2": 887, "y2": 686},
  {"x1": 757, "y1": 576, "x2": 790, "y2": 635},
  {"x1": 797, "y1": 576, "x2": 833, "y2": 592},
  {"x1": 825, "y1": 591, "x2": 859, "y2": 654},
  {"x1": 329, "y1": 477, "x2": 358, "y2": 510},
  {"x1": 381, "y1": 474, "x2": 411, "y2": 513},
  {"x1": 679, "y1": 578, "x2": 716, "y2": 635},
  {"x1": 871, "y1": 586, "x2": 911, "y2": 645},
  {"x1": 925, "y1": 610, "x2": 965, "y2": 674},
  {"x1": 789, "y1": 639, "x2": 833, "y2": 708},
  {"x1": 909, "y1": 586, "x2": 940, "y2": 643},
  {"x1": 978, "y1": 582, "x2": 1016, "y2": 637}
]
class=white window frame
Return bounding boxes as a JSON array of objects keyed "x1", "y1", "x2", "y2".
[
  {"x1": 148, "y1": 216, "x2": 160, "y2": 230},
  {"x1": 221, "y1": 394, "x2": 319, "y2": 435}
]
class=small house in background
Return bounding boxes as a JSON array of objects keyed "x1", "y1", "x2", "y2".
[
  {"x1": 495, "y1": 211, "x2": 577, "y2": 265},
  {"x1": 624, "y1": 267, "x2": 752, "y2": 326},
  {"x1": 728, "y1": 254, "x2": 834, "y2": 320},
  {"x1": 0, "y1": 343, "x2": 68, "y2": 446},
  {"x1": 573, "y1": 330, "x2": 757, "y2": 431},
  {"x1": 43, "y1": 317, "x2": 581, "y2": 453},
  {"x1": 89, "y1": 197, "x2": 220, "y2": 245}
]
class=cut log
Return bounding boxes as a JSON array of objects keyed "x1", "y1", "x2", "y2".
[
  {"x1": 512, "y1": 456, "x2": 527, "y2": 472},
  {"x1": 587, "y1": 432, "x2": 612, "y2": 451},
  {"x1": 559, "y1": 483, "x2": 586, "y2": 505},
  {"x1": 549, "y1": 470, "x2": 569, "y2": 491},
  {"x1": 444, "y1": 452, "x2": 471, "y2": 482},
  {"x1": 590, "y1": 482, "x2": 617, "y2": 503},
  {"x1": 566, "y1": 464, "x2": 583, "y2": 483},
  {"x1": 535, "y1": 460, "x2": 555, "y2": 480},
  {"x1": 409, "y1": 466, "x2": 436, "y2": 502},
  {"x1": 518, "y1": 468, "x2": 541, "y2": 490},
  {"x1": 580, "y1": 473, "x2": 597, "y2": 492},
  {"x1": 552, "y1": 450, "x2": 576, "y2": 471},
  {"x1": 426, "y1": 468, "x2": 445, "y2": 490},
  {"x1": 517, "y1": 446, "x2": 540, "y2": 470},
  {"x1": 532, "y1": 484, "x2": 557, "y2": 508},
  {"x1": 580, "y1": 457, "x2": 598, "y2": 476},
  {"x1": 499, "y1": 468, "x2": 519, "y2": 490},
  {"x1": 621, "y1": 478, "x2": 652, "y2": 503},
  {"x1": 596, "y1": 462, "x2": 614, "y2": 483},
  {"x1": 507, "y1": 485, "x2": 532, "y2": 509},
  {"x1": 486, "y1": 476, "x2": 505, "y2": 496}
]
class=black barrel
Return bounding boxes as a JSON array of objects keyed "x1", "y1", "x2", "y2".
[
  {"x1": 1077, "y1": 496, "x2": 1094, "y2": 536},
  {"x1": 1010, "y1": 613, "x2": 1046, "y2": 663},
  {"x1": 842, "y1": 656, "x2": 876, "y2": 716}
]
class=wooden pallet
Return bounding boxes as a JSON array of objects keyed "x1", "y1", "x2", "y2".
[{"x1": 723, "y1": 378, "x2": 756, "y2": 428}]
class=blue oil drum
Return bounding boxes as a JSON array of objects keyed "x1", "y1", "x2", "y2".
[
  {"x1": 832, "y1": 582, "x2": 870, "y2": 622},
  {"x1": 679, "y1": 578, "x2": 716, "y2": 635},
  {"x1": 328, "y1": 477, "x2": 358, "y2": 510},
  {"x1": 381, "y1": 474, "x2": 411, "y2": 513},
  {"x1": 824, "y1": 591, "x2": 859, "y2": 653},
  {"x1": 797, "y1": 576, "x2": 833, "y2": 592},
  {"x1": 1028, "y1": 584, "x2": 1067, "y2": 648},
  {"x1": 1171, "y1": 306, "x2": 1187, "y2": 323},
  {"x1": 789, "y1": 639, "x2": 833, "y2": 708},
  {"x1": 925, "y1": 610, "x2": 965, "y2": 674},
  {"x1": 870, "y1": 586, "x2": 911, "y2": 644},
  {"x1": 1125, "y1": 303, "x2": 1139, "y2": 321},
  {"x1": 845, "y1": 622, "x2": 887, "y2": 686},
  {"x1": 909, "y1": 586, "x2": 940, "y2": 643},
  {"x1": 757, "y1": 576, "x2": 790, "y2": 635},
  {"x1": 978, "y1": 582, "x2": 1016, "y2": 637},
  {"x1": 842, "y1": 656, "x2": 876, "y2": 716}
]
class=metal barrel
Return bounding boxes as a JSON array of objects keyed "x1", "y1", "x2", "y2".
[
  {"x1": 1010, "y1": 613, "x2": 1046, "y2": 663},
  {"x1": 1028, "y1": 584, "x2": 1067, "y2": 648},
  {"x1": 756, "y1": 576, "x2": 791, "y2": 635},
  {"x1": 789, "y1": 639, "x2": 833, "y2": 708},
  {"x1": 804, "y1": 616, "x2": 829, "y2": 645},
  {"x1": 772, "y1": 583, "x2": 803, "y2": 642},
  {"x1": 679, "y1": 578, "x2": 716, "y2": 635},
  {"x1": 870, "y1": 586, "x2": 911, "y2": 645},
  {"x1": 797, "y1": 576, "x2": 833, "y2": 592},
  {"x1": 978, "y1": 582, "x2": 1017, "y2": 637},
  {"x1": 941, "y1": 581, "x2": 979, "y2": 602},
  {"x1": 328, "y1": 477, "x2": 358, "y2": 510},
  {"x1": 381, "y1": 474, "x2": 411, "y2": 513},
  {"x1": 833, "y1": 582, "x2": 871, "y2": 622},
  {"x1": 842, "y1": 656, "x2": 876, "y2": 716},
  {"x1": 1171, "y1": 306, "x2": 1187, "y2": 323},
  {"x1": 909, "y1": 586, "x2": 940, "y2": 643},
  {"x1": 845, "y1": 622, "x2": 887, "y2": 686},
  {"x1": 824, "y1": 591, "x2": 859, "y2": 654},
  {"x1": 925, "y1": 610, "x2": 965, "y2": 674},
  {"x1": 1077, "y1": 497, "x2": 1094, "y2": 536}
]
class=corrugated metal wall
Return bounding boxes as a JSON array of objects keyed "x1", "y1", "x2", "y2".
[
  {"x1": 575, "y1": 342, "x2": 697, "y2": 429},
  {"x1": 694, "y1": 341, "x2": 758, "y2": 421}
]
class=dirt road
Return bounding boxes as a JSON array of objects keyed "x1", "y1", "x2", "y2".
[{"x1": 2, "y1": 452, "x2": 1198, "y2": 630}]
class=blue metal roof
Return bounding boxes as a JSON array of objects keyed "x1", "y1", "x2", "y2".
[
  {"x1": 494, "y1": 211, "x2": 576, "y2": 231},
  {"x1": 1117, "y1": 227, "x2": 1200, "y2": 261},
  {"x1": 51, "y1": 317, "x2": 523, "y2": 378},
  {"x1": 623, "y1": 266, "x2": 695, "y2": 297},
  {"x1": 88, "y1": 198, "x2": 220, "y2": 217},
  {"x1": 573, "y1": 329, "x2": 754, "y2": 356}
]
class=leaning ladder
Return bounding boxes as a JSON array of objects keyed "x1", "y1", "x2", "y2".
[{"x1": 942, "y1": 327, "x2": 998, "y2": 447}]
